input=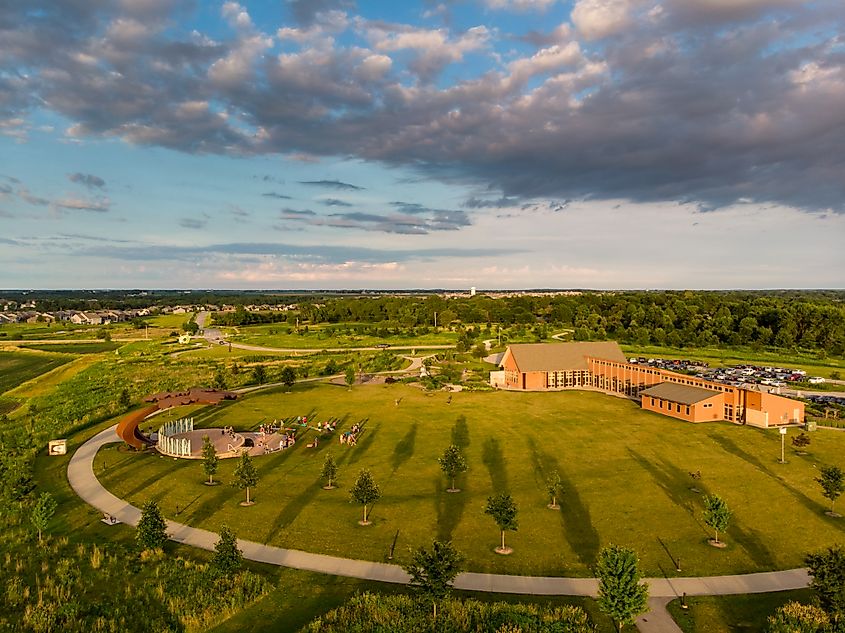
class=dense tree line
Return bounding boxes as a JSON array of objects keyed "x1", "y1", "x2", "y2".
[
  {"x1": 4, "y1": 290, "x2": 843, "y2": 354},
  {"x1": 298, "y1": 292, "x2": 845, "y2": 354}
]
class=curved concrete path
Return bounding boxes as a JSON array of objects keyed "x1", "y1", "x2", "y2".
[{"x1": 68, "y1": 424, "x2": 810, "y2": 603}]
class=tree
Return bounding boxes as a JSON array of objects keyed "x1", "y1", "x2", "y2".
[
  {"x1": 806, "y1": 545, "x2": 845, "y2": 622},
  {"x1": 118, "y1": 387, "x2": 131, "y2": 411},
  {"x1": 816, "y1": 466, "x2": 845, "y2": 516},
  {"x1": 321, "y1": 453, "x2": 338, "y2": 490},
  {"x1": 403, "y1": 540, "x2": 464, "y2": 618},
  {"x1": 30, "y1": 492, "x2": 57, "y2": 543},
  {"x1": 767, "y1": 601, "x2": 830, "y2": 633},
  {"x1": 350, "y1": 469, "x2": 380, "y2": 525},
  {"x1": 345, "y1": 366, "x2": 356, "y2": 387},
  {"x1": 485, "y1": 493, "x2": 518, "y2": 554},
  {"x1": 213, "y1": 367, "x2": 227, "y2": 390},
  {"x1": 210, "y1": 525, "x2": 243, "y2": 577},
  {"x1": 596, "y1": 545, "x2": 649, "y2": 633},
  {"x1": 703, "y1": 494, "x2": 732, "y2": 545},
  {"x1": 201, "y1": 435, "x2": 219, "y2": 485},
  {"x1": 251, "y1": 364, "x2": 267, "y2": 385},
  {"x1": 137, "y1": 500, "x2": 168, "y2": 551},
  {"x1": 546, "y1": 470, "x2": 562, "y2": 510},
  {"x1": 438, "y1": 444, "x2": 468, "y2": 493},
  {"x1": 792, "y1": 432, "x2": 811, "y2": 453},
  {"x1": 233, "y1": 450, "x2": 259, "y2": 505},
  {"x1": 280, "y1": 366, "x2": 296, "y2": 388}
]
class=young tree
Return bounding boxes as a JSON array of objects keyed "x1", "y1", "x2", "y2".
[
  {"x1": 805, "y1": 545, "x2": 845, "y2": 622},
  {"x1": 280, "y1": 366, "x2": 296, "y2": 389},
  {"x1": 233, "y1": 450, "x2": 259, "y2": 505},
  {"x1": 321, "y1": 453, "x2": 339, "y2": 490},
  {"x1": 201, "y1": 435, "x2": 219, "y2": 485},
  {"x1": 210, "y1": 525, "x2": 243, "y2": 577},
  {"x1": 816, "y1": 466, "x2": 845, "y2": 516},
  {"x1": 251, "y1": 364, "x2": 267, "y2": 385},
  {"x1": 345, "y1": 366, "x2": 356, "y2": 388},
  {"x1": 438, "y1": 444, "x2": 468, "y2": 493},
  {"x1": 350, "y1": 469, "x2": 380, "y2": 525},
  {"x1": 767, "y1": 601, "x2": 830, "y2": 633},
  {"x1": 546, "y1": 470, "x2": 562, "y2": 510},
  {"x1": 30, "y1": 492, "x2": 57, "y2": 543},
  {"x1": 212, "y1": 368, "x2": 227, "y2": 390},
  {"x1": 703, "y1": 494, "x2": 732, "y2": 545},
  {"x1": 792, "y1": 432, "x2": 811, "y2": 453},
  {"x1": 596, "y1": 544, "x2": 649, "y2": 633},
  {"x1": 136, "y1": 500, "x2": 168, "y2": 551},
  {"x1": 485, "y1": 493, "x2": 518, "y2": 554},
  {"x1": 118, "y1": 388, "x2": 131, "y2": 411},
  {"x1": 403, "y1": 540, "x2": 464, "y2": 618}
]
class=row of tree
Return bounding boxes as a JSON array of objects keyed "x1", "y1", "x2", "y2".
[{"x1": 290, "y1": 292, "x2": 845, "y2": 354}]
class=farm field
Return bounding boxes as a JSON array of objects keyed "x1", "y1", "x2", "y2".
[
  {"x1": 0, "y1": 350, "x2": 74, "y2": 394},
  {"x1": 98, "y1": 383, "x2": 845, "y2": 579}
]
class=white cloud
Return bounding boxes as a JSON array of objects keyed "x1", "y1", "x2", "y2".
[{"x1": 571, "y1": 0, "x2": 633, "y2": 40}]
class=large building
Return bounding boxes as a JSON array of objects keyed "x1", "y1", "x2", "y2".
[{"x1": 491, "y1": 342, "x2": 803, "y2": 428}]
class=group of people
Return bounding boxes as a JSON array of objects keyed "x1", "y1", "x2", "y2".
[
  {"x1": 339, "y1": 423, "x2": 363, "y2": 446},
  {"x1": 315, "y1": 420, "x2": 337, "y2": 433}
]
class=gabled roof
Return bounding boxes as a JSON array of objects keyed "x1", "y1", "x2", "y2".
[
  {"x1": 502, "y1": 341, "x2": 626, "y2": 372},
  {"x1": 640, "y1": 382, "x2": 721, "y2": 405}
]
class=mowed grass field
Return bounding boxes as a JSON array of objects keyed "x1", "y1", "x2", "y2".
[
  {"x1": 223, "y1": 321, "x2": 458, "y2": 349},
  {"x1": 0, "y1": 350, "x2": 73, "y2": 394},
  {"x1": 98, "y1": 383, "x2": 845, "y2": 578}
]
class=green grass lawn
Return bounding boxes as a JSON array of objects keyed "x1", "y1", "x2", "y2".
[
  {"x1": 20, "y1": 341, "x2": 123, "y2": 354},
  {"x1": 0, "y1": 350, "x2": 74, "y2": 394},
  {"x1": 98, "y1": 383, "x2": 845, "y2": 579},
  {"x1": 226, "y1": 322, "x2": 458, "y2": 349},
  {"x1": 35, "y1": 412, "x2": 623, "y2": 633},
  {"x1": 666, "y1": 588, "x2": 814, "y2": 633}
]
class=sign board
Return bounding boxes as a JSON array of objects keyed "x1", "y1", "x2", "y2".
[
  {"x1": 779, "y1": 427, "x2": 787, "y2": 435},
  {"x1": 48, "y1": 439, "x2": 67, "y2": 456}
]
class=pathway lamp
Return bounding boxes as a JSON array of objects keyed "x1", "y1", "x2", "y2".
[{"x1": 779, "y1": 426, "x2": 787, "y2": 464}]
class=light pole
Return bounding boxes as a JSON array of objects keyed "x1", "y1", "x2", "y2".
[{"x1": 779, "y1": 426, "x2": 787, "y2": 463}]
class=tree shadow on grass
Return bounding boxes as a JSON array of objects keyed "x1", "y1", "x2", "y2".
[
  {"x1": 629, "y1": 448, "x2": 777, "y2": 568},
  {"x1": 709, "y1": 434, "x2": 835, "y2": 524},
  {"x1": 627, "y1": 449, "x2": 700, "y2": 520},
  {"x1": 434, "y1": 476, "x2": 468, "y2": 542},
  {"x1": 526, "y1": 436, "x2": 601, "y2": 567},
  {"x1": 344, "y1": 425, "x2": 380, "y2": 466},
  {"x1": 264, "y1": 478, "x2": 323, "y2": 542},
  {"x1": 451, "y1": 415, "x2": 470, "y2": 450},
  {"x1": 391, "y1": 423, "x2": 417, "y2": 473},
  {"x1": 121, "y1": 457, "x2": 193, "y2": 499},
  {"x1": 481, "y1": 437, "x2": 508, "y2": 493},
  {"x1": 184, "y1": 482, "x2": 239, "y2": 524},
  {"x1": 727, "y1": 520, "x2": 777, "y2": 569}
]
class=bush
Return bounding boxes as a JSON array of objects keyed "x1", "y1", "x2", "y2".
[{"x1": 302, "y1": 593, "x2": 593, "y2": 632}]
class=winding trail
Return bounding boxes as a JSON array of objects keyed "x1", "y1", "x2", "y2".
[{"x1": 69, "y1": 426, "x2": 810, "y2": 608}]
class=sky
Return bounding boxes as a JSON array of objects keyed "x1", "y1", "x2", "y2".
[{"x1": 1, "y1": 0, "x2": 844, "y2": 290}]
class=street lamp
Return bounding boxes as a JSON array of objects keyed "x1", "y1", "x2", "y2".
[{"x1": 779, "y1": 426, "x2": 787, "y2": 464}]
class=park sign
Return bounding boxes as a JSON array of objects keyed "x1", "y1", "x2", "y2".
[{"x1": 48, "y1": 439, "x2": 67, "y2": 456}]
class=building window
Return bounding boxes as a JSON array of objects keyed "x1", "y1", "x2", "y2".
[
  {"x1": 650, "y1": 398, "x2": 655, "y2": 406},
  {"x1": 686, "y1": 406, "x2": 690, "y2": 415}
]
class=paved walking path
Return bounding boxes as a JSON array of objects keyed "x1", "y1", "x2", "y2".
[{"x1": 68, "y1": 426, "x2": 811, "y2": 631}]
